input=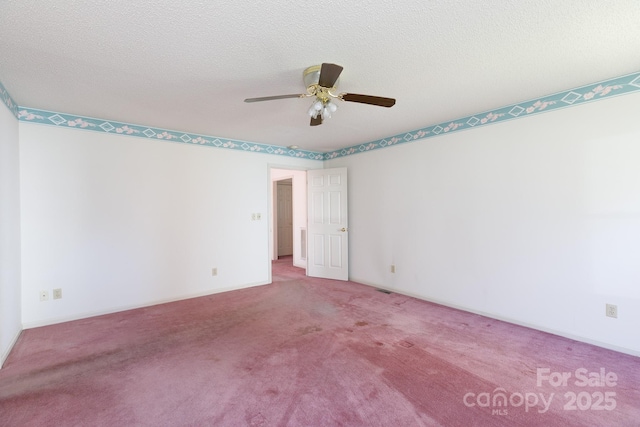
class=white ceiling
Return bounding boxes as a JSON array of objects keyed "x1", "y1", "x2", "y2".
[{"x1": 1, "y1": 0, "x2": 639, "y2": 153}]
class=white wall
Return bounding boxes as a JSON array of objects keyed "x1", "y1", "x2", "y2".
[
  {"x1": 271, "y1": 168, "x2": 308, "y2": 269},
  {"x1": 326, "y1": 92, "x2": 640, "y2": 356},
  {"x1": 0, "y1": 101, "x2": 22, "y2": 366},
  {"x1": 11, "y1": 90, "x2": 640, "y2": 356},
  {"x1": 19, "y1": 123, "x2": 320, "y2": 327}
]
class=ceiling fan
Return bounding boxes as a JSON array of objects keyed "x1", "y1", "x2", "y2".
[{"x1": 244, "y1": 63, "x2": 396, "y2": 126}]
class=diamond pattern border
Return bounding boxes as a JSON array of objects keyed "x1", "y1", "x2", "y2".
[
  {"x1": 99, "y1": 122, "x2": 115, "y2": 132},
  {"x1": 0, "y1": 80, "x2": 19, "y2": 118},
  {"x1": 8, "y1": 71, "x2": 640, "y2": 161},
  {"x1": 561, "y1": 92, "x2": 582, "y2": 105},
  {"x1": 509, "y1": 106, "x2": 525, "y2": 117},
  {"x1": 467, "y1": 117, "x2": 480, "y2": 126},
  {"x1": 48, "y1": 114, "x2": 66, "y2": 125}
]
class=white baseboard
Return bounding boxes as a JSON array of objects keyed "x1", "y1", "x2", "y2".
[
  {"x1": 1, "y1": 328, "x2": 23, "y2": 369},
  {"x1": 350, "y1": 277, "x2": 640, "y2": 358},
  {"x1": 22, "y1": 280, "x2": 270, "y2": 330}
]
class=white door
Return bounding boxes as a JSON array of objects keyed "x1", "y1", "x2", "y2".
[{"x1": 307, "y1": 167, "x2": 348, "y2": 280}]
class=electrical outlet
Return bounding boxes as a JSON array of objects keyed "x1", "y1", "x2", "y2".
[
  {"x1": 40, "y1": 290, "x2": 49, "y2": 301},
  {"x1": 606, "y1": 303, "x2": 617, "y2": 318},
  {"x1": 53, "y1": 288, "x2": 62, "y2": 300},
  {"x1": 390, "y1": 264, "x2": 396, "y2": 273},
  {"x1": 212, "y1": 267, "x2": 218, "y2": 276}
]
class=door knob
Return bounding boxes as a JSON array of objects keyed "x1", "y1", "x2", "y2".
[{"x1": 340, "y1": 227, "x2": 348, "y2": 232}]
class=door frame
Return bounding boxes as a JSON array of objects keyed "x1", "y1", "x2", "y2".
[{"x1": 268, "y1": 165, "x2": 309, "y2": 282}]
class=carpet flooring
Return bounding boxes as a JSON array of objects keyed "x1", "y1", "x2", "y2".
[{"x1": 1, "y1": 257, "x2": 639, "y2": 426}]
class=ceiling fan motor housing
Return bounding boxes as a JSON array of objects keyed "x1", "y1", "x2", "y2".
[{"x1": 303, "y1": 65, "x2": 338, "y2": 89}]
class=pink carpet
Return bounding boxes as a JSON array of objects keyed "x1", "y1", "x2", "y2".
[{"x1": 1, "y1": 257, "x2": 639, "y2": 426}]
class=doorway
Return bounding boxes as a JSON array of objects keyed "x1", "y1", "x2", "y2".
[
  {"x1": 276, "y1": 179, "x2": 293, "y2": 258},
  {"x1": 270, "y1": 168, "x2": 308, "y2": 271},
  {"x1": 269, "y1": 166, "x2": 349, "y2": 281}
]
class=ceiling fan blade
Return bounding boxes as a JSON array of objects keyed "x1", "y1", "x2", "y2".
[
  {"x1": 341, "y1": 93, "x2": 396, "y2": 107},
  {"x1": 244, "y1": 94, "x2": 303, "y2": 103},
  {"x1": 318, "y1": 63, "x2": 343, "y2": 88},
  {"x1": 310, "y1": 115, "x2": 323, "y2": 126}
]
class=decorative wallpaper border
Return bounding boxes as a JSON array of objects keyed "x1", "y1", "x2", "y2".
[
  {"x1": 14, "y1": 108, "x2": 326, "y2": 160},
  {"x1": 324, "y1": 71, "x2": 640, "y2": 159},
  {"x1": 0, "y1": 79, "x2": 19, "y2": 118},
  {"x1": 3, "y1": 71, "x2": 640, "y2": 160}
]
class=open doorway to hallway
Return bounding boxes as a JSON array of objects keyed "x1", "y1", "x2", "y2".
[
  {"x1": 270, "y1": 168, "x2": 308, "y2": 271},
  {"x1": 275, "y1": 179, "x2": 293, "y2": 259}
]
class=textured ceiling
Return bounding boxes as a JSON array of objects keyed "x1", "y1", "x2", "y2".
[{"x1": 1, "y1": 0, "x2": 639, "y2": 152}]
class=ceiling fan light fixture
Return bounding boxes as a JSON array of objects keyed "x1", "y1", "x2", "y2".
[
  {"x1": 308, "y1": 105, "x2": 317, "y2": 118},
  {"x1": 245, "y1": 63, "x2": 395, "y2": 126},
  {"x1": 324, "y1": 100, "x2": 338, "y2": 119},
  {"x1": 309, "y1": 98, "x2": 338, "y2": 120}
]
